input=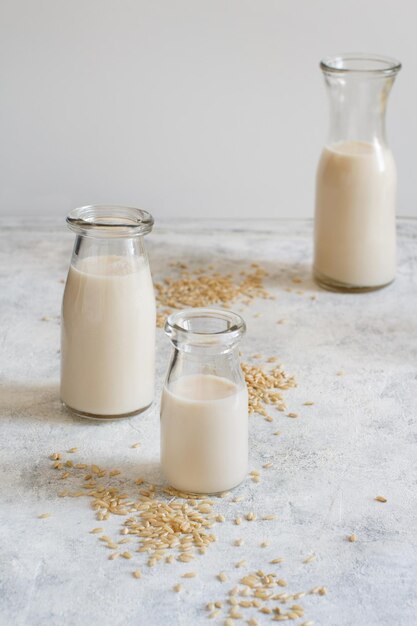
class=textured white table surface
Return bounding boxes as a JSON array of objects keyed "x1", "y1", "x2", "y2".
[{"x1": 1, "y1": 218, "x2": 417, "y2": 626}]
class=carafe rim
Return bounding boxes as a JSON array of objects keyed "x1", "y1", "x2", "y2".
[{"x1": 320, "y1": 53, "x2": 401, "y2": 77}]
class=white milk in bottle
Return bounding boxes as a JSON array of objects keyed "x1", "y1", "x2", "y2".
[
  {"x1": 160, "y1": 308, "x2": 248, "y2": 494},
  {"x1": 60, "y1": 205, "x2": 156, "y2": 419},
  {"x1": 61, "y1": 255, "x2": 155, "y2": 417},
  {"x1": 314, "y1": 54, "x2": 401, "y2": 291},
  {"x1": 161, "y1": 374, "x2": 248, "y2": 494},
  {"x1": 314, "y1": 140, "x2": 397, "y2": 289}
]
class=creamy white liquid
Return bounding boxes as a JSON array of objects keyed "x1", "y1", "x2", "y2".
[
  {"x1": 314, "y1": 141, "x2": 397, "y2": 288},
  {"x1": 61, "y1": 255, "x2": 155, "y2": 417},
  {"x1": 161, "y1": 374, "x2": 248, "y2": 494}
]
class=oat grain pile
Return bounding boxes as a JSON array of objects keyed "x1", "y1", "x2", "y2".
[
  {"x1": 242, "y1": 362, "x2": 297, "y2": 420},
  {"x1": 51, "y1": 454, "x2": 220, "y2": 565},
  {"x1": 48, "y1": 451, "x2": 326, "y2": 624},
  {"x1": 155, "y1": 263, "x2": 271, "y2": 327}
]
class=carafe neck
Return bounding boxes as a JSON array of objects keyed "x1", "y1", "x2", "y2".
[{"x1": 321, "y1": 54, "x2": 401, "y2": 147}]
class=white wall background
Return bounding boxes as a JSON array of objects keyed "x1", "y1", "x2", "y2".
[{"x1": 1, "y1": 0, "x2": 416, "y2": 220}]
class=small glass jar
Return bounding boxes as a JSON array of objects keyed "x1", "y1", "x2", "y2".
[
  {"x1": 61, "y1": 205, "x2": 156, "y2": 419},
  {"x1": 160, "y1": 307, "x2": 248, "y2": 494},
  {"x1": 314, "y1": 53, "x2": 401, "y2": 292}
]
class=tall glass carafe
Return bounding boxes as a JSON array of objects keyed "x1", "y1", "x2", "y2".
[
  {"x1": 314, "y1": 54, "x2": 401, "y2": 292},
  {"x1": 160, "y1": 308, "x2": 248, "y2": 494},
  {"x1": 61, "y1": 205, "x2": 155, "y2": 419}
]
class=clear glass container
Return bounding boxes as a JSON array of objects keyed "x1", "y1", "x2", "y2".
[
  {"x1": 160, "y1": 307, "x2": 248, "y2": 494},
  {"x1": 61, "y1": 205, "x2": 156, "y2": 420},
  {"x1": 314, "y1": 53, "x2": 401, "y2": 292}
]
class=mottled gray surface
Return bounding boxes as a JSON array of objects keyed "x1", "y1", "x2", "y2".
[{"x1": 1, "y1": 219, "x2": 417, "y2": 626}]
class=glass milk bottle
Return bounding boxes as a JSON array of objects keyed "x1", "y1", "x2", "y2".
[
  {"x1": 314, "y1": 54, "x2": 401, "y2": 292},
  {"x1": 61, "y1": 205, "x2": 156, "y2": 419},
  {"x1": 161, "y1": 308, "x2": 248, "y2": 494}
]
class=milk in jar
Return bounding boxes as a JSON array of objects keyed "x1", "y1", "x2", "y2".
[
  {"x1": 160, "y1": 308, "x2": 248, "y2": 494},
  {"x1": 60, "y1": 205, "x2": 155, "y2": 419},
  {"x1": 161, "y1": 374, "x2": 248, "y2": 494}
]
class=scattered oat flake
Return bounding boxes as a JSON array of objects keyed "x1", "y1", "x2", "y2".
[
  {"x1": 263, "y1": 462, "x2": 273, "y2": 469},
  {"x1": 218, "y1": 572, "x2": 228, "y2": 582},
  {"x1": 37, "y1": 513, "x2": 51, "y2": 519},
  {"x1": 133, "y1": 569, "x2": 141, "y2": 578},
  {"x1": 182, "y1": 572, "x2": 197, "y2": 578},
  {"x1": 121, "y1": 551, "x2": 132, "y2": 559},
  {"x1": 90, "y1": 527, "x2": 104, "y2": 534},
  {"x1": 131, "y1": 442, "x2": 141, "y2": 448},
  {"x1": 262, "y1": 515, "x2": 276, "y2": 521},
  {"x1": 287, "y1": 412, "x2": 298, "y2": 418},
  {"x1": 270, "y1": 558, "x2": 284, "y2": 564},
  {"x1": 375, "y1": 495, "x2": 387, "y2": 503},
  {"x1": 303, "y1": 554, "x2": 316, "y2": 564},
  {"x1": 348, "y1": 534, "x2": 358, "y2": 542},
  {"x1": 336, "y1": 370, "x2": 345, "y2": 376},
  {"x1": 260, "y1": 606, "x2": 272, "y2": 614},
  {"x1": 303, "y1": 401, "x2": 314, "y2": 406},
  {"x1": 173, "y1": 583, "x2": 183, "y2": 592}
]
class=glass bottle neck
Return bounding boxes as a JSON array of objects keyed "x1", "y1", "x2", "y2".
[
  {"x1": 324, "y1": 73, "x2": 397, "y2": 147},
  {"x1": 166, "y1": 345, "x2": 245, "y2": 389},
  {"x1": 71, "y1": 234, "x2": 148, "y2": 266},
  {"x1": 164, "y1": 308, "x2": 247, "y2": 389}
]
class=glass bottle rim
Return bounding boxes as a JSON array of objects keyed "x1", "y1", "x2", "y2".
[
  {"x1": 165, "y1": 307, "x2": 246, "y2": 347},
  {"x1": 320, "y1": 53, "x2": 401, "y2": 77},
  {"x1": 66, "y1": 205, "x2": 154, "y2": 238}
]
